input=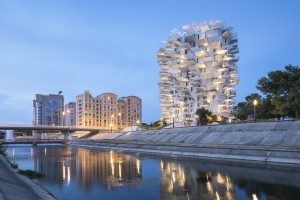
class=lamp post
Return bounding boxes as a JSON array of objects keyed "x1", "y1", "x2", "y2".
[
  {"x1": 118, "y1": 113, "x2": 121, "y2": 131},
  {"x1": 67, "y1": 109, "x2": 70, "y2": 126},
  {"x1": 253, "y1": 100, "x2": 258, "y2": 122},
  {"x1": 111, "y1": 114, "x2": 114, "y2": 133},
  {"x1": 172, "y1": 114, "x2": 175, "y2": 128},
  {"x1": 62, "y1": 111, "x2": 65, "y2": 126}
]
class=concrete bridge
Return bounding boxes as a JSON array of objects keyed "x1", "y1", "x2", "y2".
[
  {"x1": 0, "y1": 124, "x2": 110, "y2": 132},
  {"x1": 0, "y1": 124, "x2": 111, "y2": 140}
]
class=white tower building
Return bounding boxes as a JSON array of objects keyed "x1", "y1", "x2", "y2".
[{"x1": 157, "y1": 20, "x2": 239, "y2": 126}]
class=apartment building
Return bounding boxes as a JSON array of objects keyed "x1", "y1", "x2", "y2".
[
  {"x1": 76, "y1": 91, "x2": 142, "y2": 131},
  {"x1": 64, "y1": 102, "x2": 76, "y2": 126},
  {"x1": 157, "y1": 20, "x2": 239, "y2": 126},
  {"x1": 118, "y1": 96, "x2": 142, "y2": 130},
  {"x1": 33, "y1": 93, "x2": 64, "y2": 126}
]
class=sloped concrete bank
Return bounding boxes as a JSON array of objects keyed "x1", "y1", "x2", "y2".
[
  {"x1": 71, "y1": 121, "x2": 300, "y2": 165},
  {"x1": 0, "y1": 155, "x2": 57, "y2": 200}
]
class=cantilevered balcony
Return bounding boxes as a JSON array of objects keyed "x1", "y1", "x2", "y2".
[
  {"x1": 229, "y1": 91, "x2": 236, "y2": 97},
  {"x1": 229, "y1": 48, "x2": 239, "y2": 54},
  {"x1": 230, "y1": 36, "x2": 238, "y2": 44},
  {"x1": 165, "y1": 49, "x2": 180, "y2": 58},
  {"x1": 208, "y1": 89, "x2": 217, "y2": 95},
  {"x1": 194, "y1": 49, "x2": 208, "y2": 58},
  {"x1": 223, "y1": 56, "x2": 233, "y2": 61},
  {"x1": 179, "y1": 43, "x2": 191, "y2": 49},
  {"x1": 222, "y1": 31, "x2": 231, "y2": 38},
  {"x1": 159, "y1": 72, "x2": 168, "y2": 77},
  {"x1": 167, "y1": 39, "x2": 182, "y2": 46},
  {"x1": 200, "y1": 56, "x2": 213, "y2": 63},
  {"x1": 177, "y1": 77, "x2": 189, "y2": 83},
  {"x1": 184, "y1": 59, "x2": 196, "y2": 66},
  {"x1": 214, "y1": 48, "x2": 228, "y2": 55},
  {"x1": 203, "y1": 72, "x2": 214, "y2": 79},
  {"x1": 221, "y1": 109, "x2": 231, "y2": 114},
  {"x1": 225, "y1": 98, "x2": 234, "y2": 103},
  {"x1": 160, "y1": 64, "x2": 169, "y2": 69},
  {"x1": 232, "y1": 56, "x2": 240, "y2": 62},
  {"x1": 198, "y1": 38, "x2": 208, "y2": 47},
  {"x1": 212, "y1": 78, "x2": 226, "y2": 84},
  {"x1": 211, "y1": 42, "x2": 221, "y2": 49},
  {"x1": 212, "y1": 61, "x2": 223, "y2": 67}
]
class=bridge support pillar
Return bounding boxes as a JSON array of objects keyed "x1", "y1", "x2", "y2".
[
  {"x1": 63, "y1": 132, "x2": 70, "y2": 141},
  {"x1": 5, "y1": 130, "x2": 14, "y2": 140}
]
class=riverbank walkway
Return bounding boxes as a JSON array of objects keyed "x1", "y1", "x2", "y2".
[{"x1": 0, "y1": 155, "x2": 56, "y2": 200}]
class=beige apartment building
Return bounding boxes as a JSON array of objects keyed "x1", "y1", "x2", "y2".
[{"x1": 76, "y1": 91, "x2": 142, "y2": 131}]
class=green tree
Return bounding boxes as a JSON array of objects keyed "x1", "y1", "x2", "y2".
[
  {"x1": 195, "y1": 107, "x2": 216, "y2": 125},
  {"x1": 232, "y1": 102, "x2": 249, "y2": 120},
  {"x1": 232, "y1": 93, "x2": 262, "y2": 120},
  {"x1": 257, "y1": 65, "x2": 300, "y2": 119},
  {"x1": 233, "y1": 93, "x2": 280, "y2": 120}
]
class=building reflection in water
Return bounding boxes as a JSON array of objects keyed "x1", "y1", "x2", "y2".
[
  {"x1": 33, "y1": 146, "x2": 142, "y2": 191},
  {"x1": 160, "y1": 161, "x2": 239, "y2": 200},
  {"x1": 7, "y1": 146, "x2": 300, "y2": 199}
]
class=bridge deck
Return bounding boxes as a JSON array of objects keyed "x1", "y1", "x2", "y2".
[{"x1": 0, "y1": 125, "x2": 110, "y2": 132}]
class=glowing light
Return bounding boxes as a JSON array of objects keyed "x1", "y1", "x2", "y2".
[
  {"x1": 44, "y1": 148, "x2": 47, "y2": 156},
  {"x1": 252, "y1": 194, "x2": 258, "y2": 200},
  {"x1": 62, "y1": 162, "x2": 65, "y2": 181},
  {"x1": 119, "y1": 163, "x2": 122, "y2": 180},
  {"x1": 216, "y1": 192, "x2": 220, "y2": 200},
  {"x1": 172, "y1": 171, "x2": 176, "y2": 183},
  {"x1": 137, "y1": 159, "x2": 141, "y2": 174},
  {"x1": 207, "y1": 182, "x2": 213, "y2": 194},
  {"x1": 253, "y1": 99, "x2": 258, "y2": 106},
  {"x1": 67, "y1": 166, "x2": 70, "y2": 185},
  {"x1": 217, "y1": 173, "x2": 225, "y2": 184}
]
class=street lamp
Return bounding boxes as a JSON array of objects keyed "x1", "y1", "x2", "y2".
[
  {"x1": 118, "y1": 113, "x2": 121, "y2": 131},
  {"x1": 62, "y1": 111, "x2": 65, "y2": 126},
  {"x1": 253, "y1": 99, "x2": 258, "y2": 122},
  {"x1": 172, "y1": 114, "x2": 175, "y2": 128},
  {"x1": 136, "y1": 120, "x2": 140, "y2": 128},
  {"x1": 67, "y1": 109, "x2": 70, "y2": 126},
  {"x1": 111, "y1": 114, "x2": 114, "y2": 133}
]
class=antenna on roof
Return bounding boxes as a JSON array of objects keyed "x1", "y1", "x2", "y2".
[{"x1": 58, "y1": 91, "x2": 62, "y2": 95}]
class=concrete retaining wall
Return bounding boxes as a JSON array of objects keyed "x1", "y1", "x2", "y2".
[{"x1": 71, "y1": 121, "x2": 300, "y2": 165}]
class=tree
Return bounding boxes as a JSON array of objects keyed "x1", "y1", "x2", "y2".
[
  {"x1": 195, "y1": 107, "x2": 216, "y2": 125},
  {"x1": 232, "y1": 93, "x2": 280, "y2": 120},
  {"x1": 257, "y1": 65, "x2": 300, "y2": 119},
  {"x1": 232, "y1": 102, "x2": 249, "y2": 120},
  {"x1": 232, "y1": 93, "x2": 262, "y2": 120}
]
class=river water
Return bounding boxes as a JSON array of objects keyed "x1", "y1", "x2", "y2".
[{"x1": 5, "y1": 145, "x2": 300, "y2": 200}]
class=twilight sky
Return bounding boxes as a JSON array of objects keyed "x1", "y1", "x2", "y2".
[{"x1": 0, "y1": 0, "x2": 299, "y2": 124}]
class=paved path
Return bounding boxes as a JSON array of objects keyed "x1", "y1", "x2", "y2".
[{"x1": 0, "y1": 155, "x2": 56, "y2": 200}]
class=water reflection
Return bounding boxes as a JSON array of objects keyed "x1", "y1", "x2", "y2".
[
  {"x1": 159, "y1": 161, "x2": 238, "y2": 200},
  {"x1": 6, "y1": 146, "x2": 300, "y2": 200}
]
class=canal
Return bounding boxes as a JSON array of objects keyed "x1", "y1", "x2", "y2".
[{"x1": 5, "y1": 145, "x2": 300, "y2": 200}]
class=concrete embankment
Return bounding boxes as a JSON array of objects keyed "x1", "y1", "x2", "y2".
[
  {"x1": 0, "y1": 155, "x2": 56, "y2": 200},
  {"x1": 71, "y1": 121, "x2": 300, "y2": 165}
]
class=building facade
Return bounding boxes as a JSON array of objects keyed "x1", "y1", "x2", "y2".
[
  {"x1": 76, "y1": 91, "x2": 142, "y2": 131},
  {"x1": 33, "y1": 94, "x2": 64, "y2": 126},
  {"x1": 64, "y1": 102, "x2": 76, "y2": 126},
  {"x1": 118, "y1": 96, "x2": 142, "y2": 129},
  {"x1": 157, "y1": 20, "x2": 239, "y2": 126}
]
